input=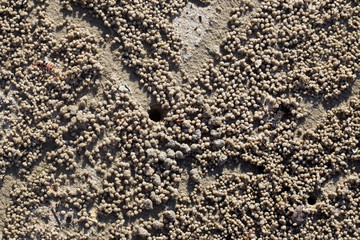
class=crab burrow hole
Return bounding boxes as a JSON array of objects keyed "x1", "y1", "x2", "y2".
[{"x1": 148, "y1": 104, "x2": 166, "y2": 122}]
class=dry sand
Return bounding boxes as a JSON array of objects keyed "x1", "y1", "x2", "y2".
[{"x1": 1, "y1": 0, "x2": 360, "y2": 239}]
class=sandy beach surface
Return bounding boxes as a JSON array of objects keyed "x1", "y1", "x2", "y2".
[{"x1": 1, "y1": 0, "x2": 360, "y2": 239}]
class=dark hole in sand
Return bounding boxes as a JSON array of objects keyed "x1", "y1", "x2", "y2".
[
  {"x1": 307, "y1": 194, "x2": 317, "y2": 205},
  {"x1": 257, "y1": 165, "x2": 265, "y2": 174},
  {"x1": 148, "y1": 105, "x2": 164, "y2": 122},
  {"x1": 283, "y1": 186, "x2": 290, "y2": 192},
  {"x1": 66, "y1": 215, "x2": 72, "y2": 224}
]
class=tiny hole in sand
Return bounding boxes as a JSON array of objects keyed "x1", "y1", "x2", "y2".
[
  {"x1": 66, "y1": 215, "x2": 72, "y2": 224},
  {"x1": 307, "y1": 194, "x2": 317, "y2": 205},
  {"x1": 257, "y1": 165, "x2": 265, "y2": 174},
  {"x1": 148, "y1": 105, "x2": 164, "y2": 122}
]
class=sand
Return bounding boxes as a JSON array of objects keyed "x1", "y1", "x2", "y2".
[{"x1": 1, "y1": 0, "x2": 360, "y2": 239}]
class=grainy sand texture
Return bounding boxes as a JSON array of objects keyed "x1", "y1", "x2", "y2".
[{"x1": 1, "y1": 0, "x2": 360, "y2": 239}]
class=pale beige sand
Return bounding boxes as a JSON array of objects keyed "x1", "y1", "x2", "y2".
[{"x1": 1, "y1": 0, "x2": 360, "y2": 239}]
